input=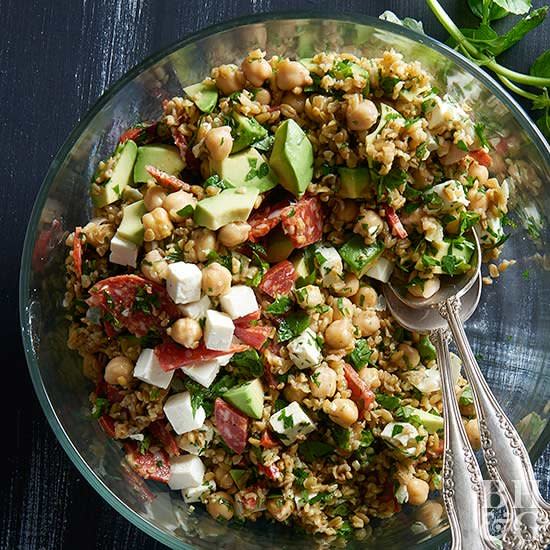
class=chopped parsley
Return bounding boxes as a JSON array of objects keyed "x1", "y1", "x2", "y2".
[
  {"x1": 252, "y1": 134, "x2": 275, "y2": 152},
  {"x1": 139, "y1": 434, "x2": 151, "y2": 455},
  {"x1": 522, "y1": 269, "x2": 530, "y2": 280},
  {"x1": 329, "y1": 59, "x2": 354, "y2": 79},
  {"x1": 91, "y1": 398, "x2": 109, "y2": 419},
  {"x1": 133, "y1": 286, "x2": 160, "y2": 315},
  {"x1": 459, "y1": 385, "x2": 474, "y2": 406},
  {"x1": 175, "y1": 204, "x2": 194, "y2": 218},
  {"x1": 186, "y1": 375, "x2": 238, "y2": 417},
  {"x1": 231, "y1": 349, "x2": 264, "y2": 378},
  {"x1": 456, "y1": 139, "x2": 469, "y2": 152},
  {"x1": 203, "y1": 174, "x2": 229, "y2": 190},
  {"x1": 293, "y1": 468, "x2": 309, "y2": 488},
  {"x1": 441, "y1": 254, "x2": 459, "y2": 275},
  {"x1": 279, "y1": 409, "x2": 294, "y2": 430},
  {"x1": 298, "y1": 440, "x2": 334, "y2": 462},
  {"x1": 380, "y1": 76, "x2": 400, "y2": 94},
  {"x1": 347, "y1": 339, "x2": 372, "y2": 370},
  {"x1": 332, "y1": 425, "x2": 351, "y2": 450},
  {"x1": 245, "y1": 157, "x2": 269, "y2": 181},
  {"x1": 277, "y1": 311, "x2": 310, "y2": 342},
  {"x1": 459, "y1": 210, "x2": 480, "y2": 234},
  {"x1": 392, "y1": 424, "x2": 404, "y2": 437},
  {"x1": 474, "y1": 122, "x2": 490, "y2": 149},
  {"x1": 375, "y1": 393, "x2": 401, "y2": 411}
]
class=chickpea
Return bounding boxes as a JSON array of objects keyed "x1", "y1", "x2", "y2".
[
  {"x1": 254, "y1": 88, "x2": 271, "y2": 105},
  {"x1": 331, "y1": 297, "x2": 354, "y2": 320},
  {"x1": 295, "y1": 285, "x2": 324, "y2": 309},
  {"x1": 266, "y1": 495, "x2": 294, "y2": 522},
  {"x1": 346, "y1": 99, "x2": 378, "y2": 131},
  {"x1": 324, "y1": 398, "x2": 359, "y2": 428},
  {"x1": 332, "y1": 272, "x2": 359, "y2": 297},
  {"x1": 162, "y1": 190, "x2": 196, "y2": 223},
  {"x1": 142, "y1": 207, "x2": 173, "y2": 242},
  {"x1": 193, "y1": 228, "x2": 217, "y2": 262},
  {"x1": 310, "y1": 365, "x2": 337, "y2": 399},
  {"x1": 406, "y1": 477, "x2": 430, "y2": 506},
  {"x1": 391, "y1": 343, "x2": 420, "y2": 369},
  {"x1": 167, "y1": 318, "x2": 202, "y2": 349},
  {"x1": 205, "y1": 126, "x2": 233, "y2": 162},
  {"x1": 352, "y1": 285, "x2": 378, "y2": 309},
  {"x1": 334, "y1": 199, "x2": 358, "y2": 222},
  {"x1": 214, "y1": 464, "x2": 235, "y2": 490},
  {"x1": 215, "y1": 65, "x2": 245, "y2": 95},
  {"x1": 201, "y1": 262, "x2": 232, "y2": 296},
  {"x1": 281, "y1": 92, "x2": 306, "y2": 114},
  {"x1": 325, "y1": 319, "x2": 354, "y2": 349},
  {"x1": 468, "y1": 161, "x2": 489, "y2": 185},
  {"x1": 359, "y1": 367, "x2": 381, "y2": 390},
  {"x1": 276, "y1": 60, "x2": 312, "y2": 91},
  {"x1": 104, "y1": 356, "x2": 133, "y2": 386},
  {"x1": 353, "y1": 310, "x2": 380, "y2": 337},
  {"x1": 465, "y1": 418, "x2": 481, "y2": 450},
  {"x1": 416, "y1": 501, "x2": 444, "y2": 529},
  {"x1": 408, "y1": 277, "x2": 440, "y2": 299},
  {"x1": 283, "y1": 384, "x2": 307, "y2": 403},
  {"x1": 354, "y1": 209, "x2": 384, "y2": 241},
  {"x1": 241, "y1": 50, "x2": 273, "y2": 87},
  {"x1": 143, "y1": 185, "x2": 167, "y2": 211},
  {"x1": 218, "y1": 222, "x2": 250, "y2": 248},
  {"x1": 141, "y1": 249, "x2": 169, "y2": 284},
  {"x1": 207, "y1": 492, "x2": 234, "y2": 521}
]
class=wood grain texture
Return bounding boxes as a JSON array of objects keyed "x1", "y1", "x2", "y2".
[{"x1": 2, "y1": 1, "x2": 548, "y2": 549}]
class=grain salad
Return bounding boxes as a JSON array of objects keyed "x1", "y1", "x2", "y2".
[{"x1": 64, "y1": 49, "x2": 510, "y2": 538}]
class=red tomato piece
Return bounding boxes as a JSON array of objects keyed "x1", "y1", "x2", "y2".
[
  {"x1": 259, "y1": 260, "x2": 297, "y2": 298},
  {"x1": 343, "y1": 363, "x2": 375, "y2": 411},
  {"x1": 87, "y1": 275, "x2": 180, "y2": 337},
  {"x1": 98, "y1": 415, "x2": 116, "y2": 438},
  {"x1": 149, "y1": 421, "x2": 180, "y2": 457},
  {"x1": 234, "y1": 324, "x2": 271, "y2": 350},
  {"x1": 280, "y1": 197, "x2": 323, "y2": 248},
  {"x1": 469, "y1": 149, "x2": 492, "y2": 167},
  {"x1": 234, "y1": 310, "x2": 261, "y2": 325},
  {"x1": 258, "y1": 463, "x2": 281, "y2": 481},
  {"x1": 247, "y1": 200, "x2": 290, "y2": 242},
  {"x1": 145, "y1": 165, "x2": 189, "y2": 192},
  {"x1": 155, "y1": 341, "x2": 248, "y2": 371},
  {"x1": 72, "y1": 227, "x2": 83, "y2": 281},
  {"x1": 259, "y1": 431, "x2": 280, "y2": 449},
  {"x1": 123, "y1": 442, "x2": 171, "y2": 483},
  {"x1": 383, "y1": 205, "x2": 408, "y2": 239},
  {"x1": 214, "y1": 398, "x2": 249, "y2": 454}
]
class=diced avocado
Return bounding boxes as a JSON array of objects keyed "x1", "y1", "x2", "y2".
[
  {"x1": 229, "y1": 469, "x2": 250, "y2": 490},
  {"x1": 266, "y1": 228, "x2": 294, "y2": 263},
  {"x1": 211, "y1": 148, "x2": 278, "y2": 193},
  {"x1": 448, "y1": 237, "x2": 475, "y2": 273},
  {"x1": 269, "y1": 119, "x2": 313, "y2": 197},
  {"x1": 194, "y1": 186, "x2": 259, "y2": 231},
  {"x1": 223, "y1": 378, "x2": 264, "y2": 420},
  {"x1": 417, "y1": 336, "x2": 437, "y2": 363},
  {"x1": 337, "y1": 167, "x2": 371, "y2": 198},
  {"x1": 91, "y1": 140, "x2": 138, "y2": 208},
  {"x1": 184, "y1": 81, "x2": 218, "y2": 113},
  {"x1": 339, "y1": 236, "x2": 384, "y2": 278},
  {"x1": 117, "y1": 200, "x2": 147, "y2": 245},
  {"x1": 292, "y1": 253, "x2": 310, "y2": 279},
  {"x1": 401, "y1": 405, "x2": 443, "y2": 434},
  {"x1": 365, "y1": 103, "x2": 402, "y2": 148},
  {"x1": 231, "y1": 112, "x2": 268, "y2": 153},
  {"x1": 133, "y1": 144, "x2": 184, "y2": 184}
]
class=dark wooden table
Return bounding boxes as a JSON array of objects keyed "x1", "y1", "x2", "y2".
[{"x1": 2, "y1": 1, "x2": 549, "y2": 548}]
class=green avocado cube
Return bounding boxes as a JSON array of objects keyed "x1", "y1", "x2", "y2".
[
  {"x1": 337, "y1": 166, "x2": 371, "y2": 198},
  {"x1": 265, "y1": 228, "x2": 294, "y2": 263},
  {"x1": 231, "y1": 112, "x2": 268, "y2": 153},
  {"x1": 133, "y1": 144, "x2": 184, "y2": 184},
  {"x1": 223, "y1": 378, "x2": 264, "y2": 420},
  {"x1": 116, "y1": 200, "x2": 147, "y2": 245},
  {"x1": 339, "y1": 236, "x2": 384, "y2": 278},
  {"x1": 184, "y1": 81, "x2": 218, "y2": 113},
  {"x1": 400, "y1": 405, "x2": 443, "y2": 434}
]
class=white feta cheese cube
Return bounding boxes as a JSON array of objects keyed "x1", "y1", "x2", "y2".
[
  {"x1": 406, "y1": 368, "x2": 441, "y2": 394},
  {"x1": 365, "y1": 257, "x2": 394, "y2": 283},
  {"x1": 204, "y1": 310, "x2": 234, "y2": 351},
  {"x1": 182, "y1": 480, "x2": 216, "y2": 503},
  {"x1": 219, "y1": 285, "x2": 259, "y2": 319},
  {"x1": 168, "y1": 455, "x2": 205, "y2": 490},
  {"x1": 178, "y1": 423, "x2": 214, "y2": 455},
  {"x1": 166, "y1": 262, "x2": 202, "y2": 305},
  {"x1": 181, "y1": 359, "x2": 221, "y2": 388},
  {"x1": 109, "y1": 234, "x2": 138, "y2": 267},
  {"x1": 216, "y1": 354, "x2": 234, "y2": 366},
  {"x1": 430, "y1": 180, "x2": 469, "y2": 212},
  {"x1": 395, "y1": 484, "x2": 409, "y2": 504},
  {"x1": 134, "y1": 348, "x2": 174, "y2": 389},
  {"x1": 380, "y1": 422, "x2": 424, "y2": 457},
  {"x1": 287, "y1": 328, "x2": 322, "y2": 370},
  {"x1": 426, "y1": 96, "x2": 465, "y2": 130},
  {"x1": 163, "y1": 391, "x2": 206, "y2": 435},
  {"x1": 178, "y1": 295, "x2": 211, "y2": 319},
  {"x1": 269, "y1": 401, "x2": 316, "y2": 445}
]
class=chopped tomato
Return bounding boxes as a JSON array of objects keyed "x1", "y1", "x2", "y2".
[
  {"x1": 259, "y1": 431, "x2": 279, "y2": 449},
  {"x1": 145, "y1": 165, "x2": 189, "y2": 192},
  {"x1": 280, "y1": 196, "x2": 323, "y2": 248},
  {"x1": 149, "y1": 421, "x2": 180, "y2": 456},
  {"x1": 234, "y1": 324, "x2": 271, "y2": 350},
  {"x1": 343, "y1": 363, "x2": 375, "y2": 411},
  {"x1": 383, "y1": 205, "x2": 408, "y2": 239},
  {"x1": 259, "y1": 260, "x2": 297, "y2": 298},
  {"x1": 98, "y1": 415, "x2": 116, "y2": 438},
  {"x1": 72, "y1": 227, "x2": 83, "y2": 280},
  {"x1": 247, "y1": 200, "x2": 290, "y2": 242},
  {"x1": 469, "y1": 149, "x2": 492, "y2": 167},
  {"x1": 124, "y1": 442, "x2": 171, "y2": 483},
  {"x1": 155, "y1": 341, "x2": 248, "y2": 371},
  {"x1": 214, "y1": 398, "x2": 249, "y2": 454},
  {"x1": 258, "y1": 463, "x2": 281, "y2": 481}
]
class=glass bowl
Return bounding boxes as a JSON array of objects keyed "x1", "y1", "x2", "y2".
[{"x1": 19, "y1": 12, "x2": 550, "y2": 549}]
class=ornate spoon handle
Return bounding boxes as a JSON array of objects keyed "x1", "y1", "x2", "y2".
[
  {"x1": 442, "y1": 297, "x2": 550, "y2": 549},
  {"x1": 431, "y1": 329, "x2": 497, "y2": 550}
]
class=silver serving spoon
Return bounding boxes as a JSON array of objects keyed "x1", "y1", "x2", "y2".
[{"x1": 384, "y1": 231, "x2": 550, "y2": 549}]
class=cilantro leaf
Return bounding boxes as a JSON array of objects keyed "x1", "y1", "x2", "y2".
[
  {"x1": 277, "y1": 311, "x2": 310, "y2": 342},
  {"x1": 375, "y1": 393, "x2": 401, "y2": 411},
  {"x1": 203, "y1": 174, "x2": 229, "y2": 190},
  {"x1": 441, "y1": 254, "x2": 459, "y2": 275},
  {"x1": 266, "y1": 295, "x2": 293, "y2": 315}
]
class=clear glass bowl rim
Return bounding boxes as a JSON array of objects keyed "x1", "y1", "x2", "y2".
[{"x1": 19, "y1": 10, "x2": 550, "y2": 549}]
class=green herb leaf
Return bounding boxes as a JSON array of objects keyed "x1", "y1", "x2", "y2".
[
  {"x1": 381, "y1": 76, "x2": 400, "y2": 95},
  {"x1": 530, "y1": 50, "x2": 550, "y2": 78},
  {"x1": 176, "y1": 204, "x2": 194, "y2": 218},
  {"x1": 376, "y1": 393, "x2": 401, "y2": 411},
  {"x1": 360, "y1": 429, "x2": 375, "y2": 447},
  {"x1": 266, "y1": 295, "x2": 293, "y2": 315},
  {"x1": 298, "y1": 440, "x2": 334, "y2": 462},
  {"x1": 252, "y1": 135, "x2": 275, "y2": 152},
  {"x1": 492, "y1": 0, "x2": 531, "y2": 16},
  {"x1": 459, "y1": 385, "x2": 474, "y2": 406},
  {"x1": 332, "y1": 425, "x2": 351, "y2": 450},
  {"x1": 441, "y1": 254, "x2": 459, "y2": 275},
  {"x1": 231, "y1": 349, "x2": 264, "y2": 378},
  {"x1": 467, "y1": 0, "x2": 508, "y2": 21},
  {"x1": 91, "y1": 398, "x2": 109, "y2": 419},
  {"x1": 459, "y1": 210, "x2": 481, "y2": 234},
  {"x1": 293, "y1": 468, "x2": 309, "y2": 488},
  {"x1": 392, "y1": 424, "x2": 404, "y2": 437},
  {"x1": 139, "y1": 434, "x2": 151, "y2": 455},
  {"x1": 347, "y1": 339, "x2": 372, "y2": 370},
  {"x1": 133, "y1": 286, "x2": 160, "y2": 315},
  {"x1": 277, "y1": 311, "x2": 310, "y2": 342},
  {"x1": 456, "y1": 140, "x2": 469, "y2": 152},
  {"x1": 203, "y1": 174, "x2": 229, "y2": 190}
]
